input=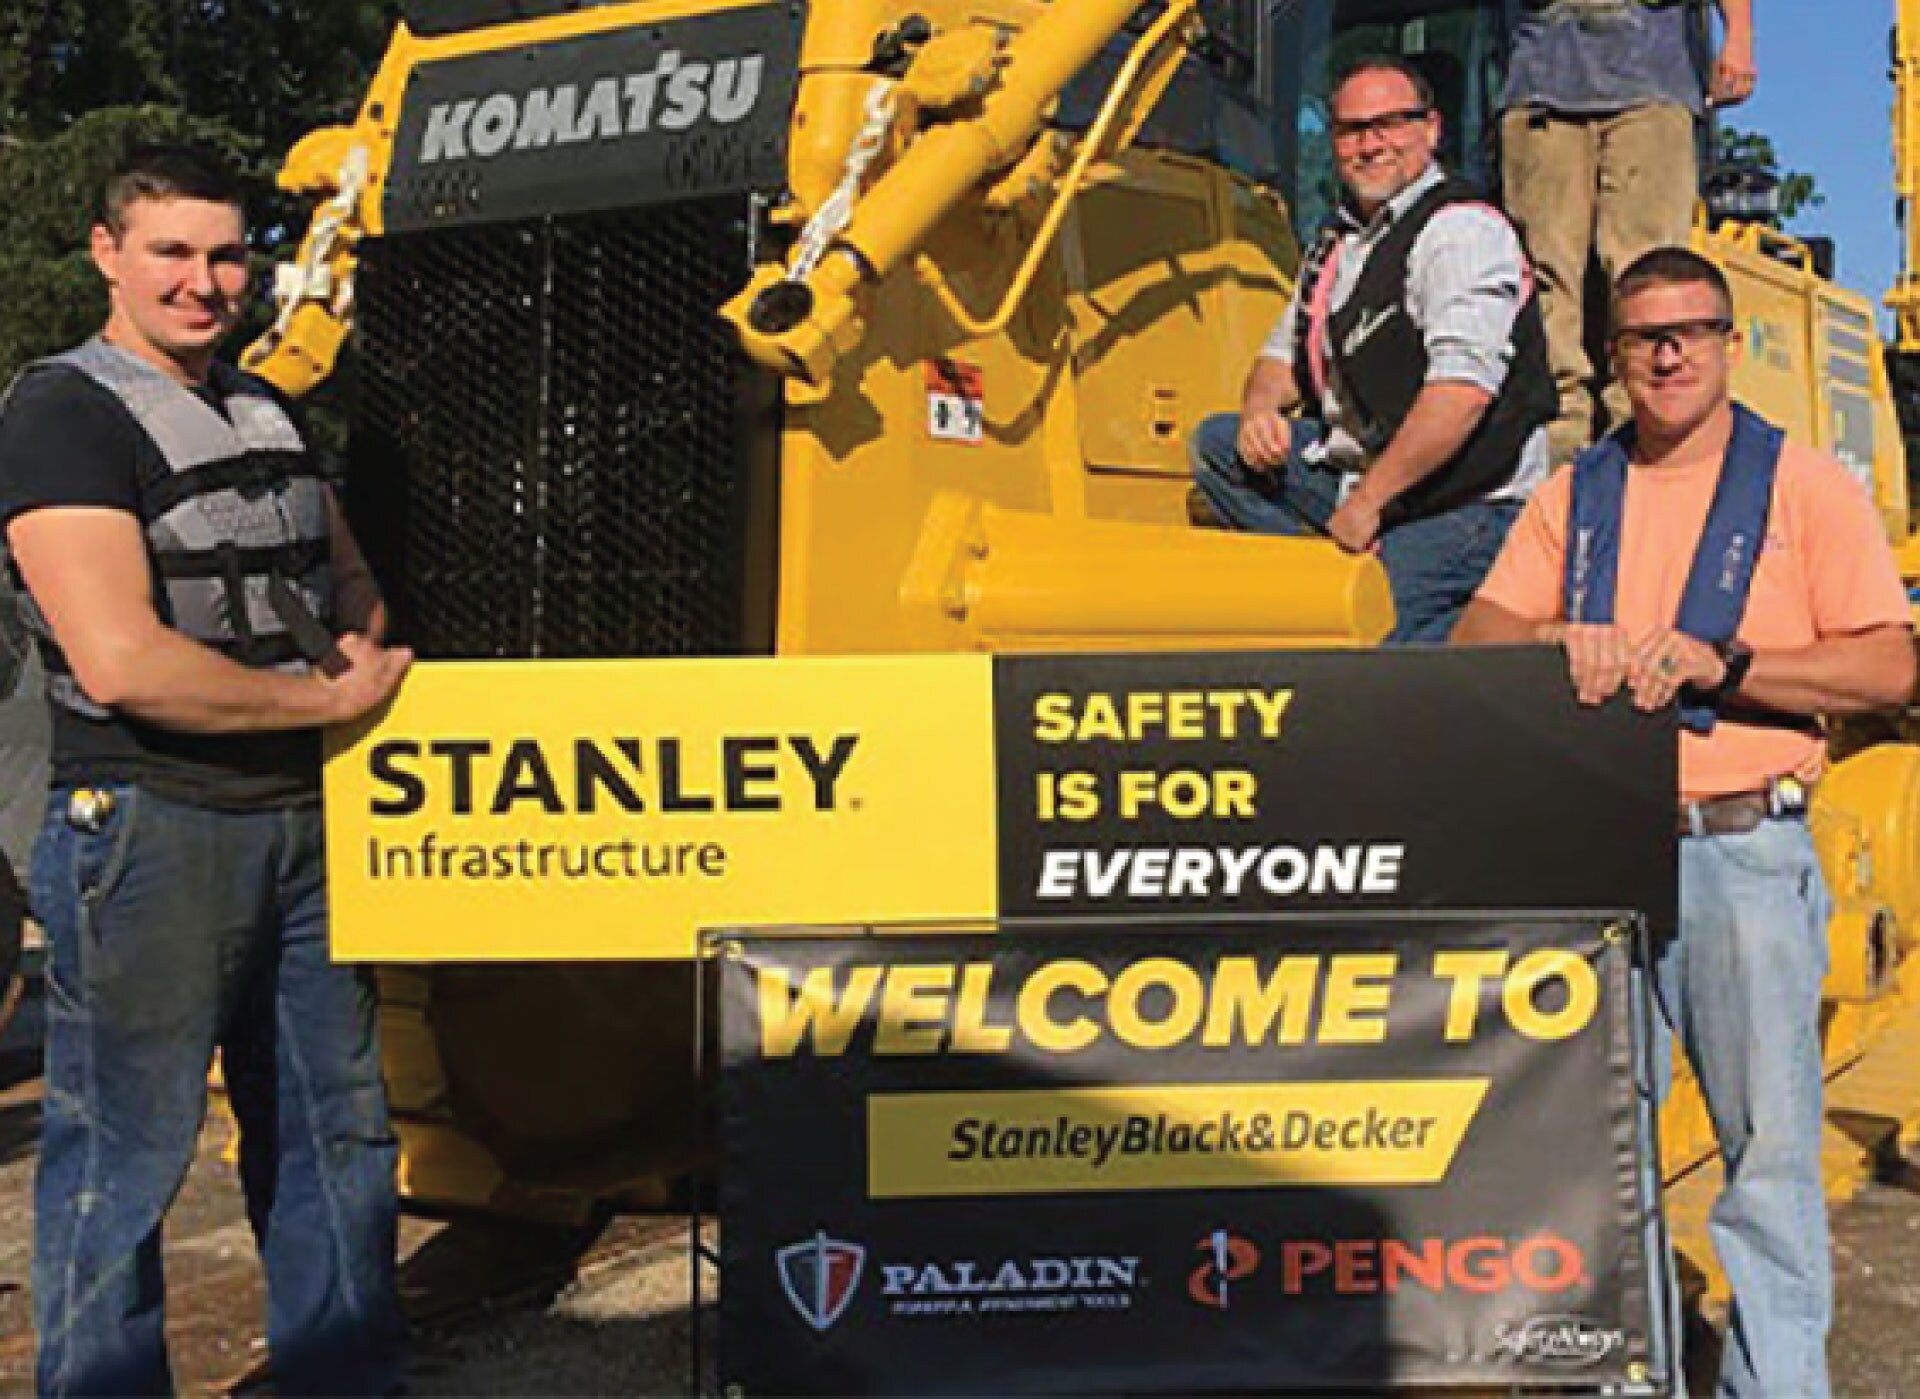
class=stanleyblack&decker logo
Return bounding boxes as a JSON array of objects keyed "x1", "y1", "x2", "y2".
[
  {"x1": 419, "y1": 48, "x2": 766, "y2": 165},
  {"x1": 1280, "y1": 1234, "x2": 1588, "y2": 1296},
  {"x1": 1188, "y1": 1229, "x2": 1260, "y2": 1310},
  {"x1": 777, "y1": 1232, "x2": 865, "y2": 1333}
]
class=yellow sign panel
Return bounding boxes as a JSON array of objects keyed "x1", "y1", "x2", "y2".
[
  {"x1": 867, "y1": 1080, "x2": 1489, "y2": 1198},
  {"x1": 324, "y1": 656, "x2": 999, "y2": 959}
]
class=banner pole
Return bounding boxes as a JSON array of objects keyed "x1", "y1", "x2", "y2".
[
  {"x1": 690, "y1": 934, "x2": 715, "y2": 1399},
  {"x1": 1633, "y1": 914, "x2": 1683, "y2": 1397}
]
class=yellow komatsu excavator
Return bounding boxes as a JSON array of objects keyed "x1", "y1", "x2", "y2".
[
  {"x1": 1886, "y1": 0, "x2": 1920, "y2": 544},
  {"x1": 248, "y1": 0, "x2": 1920, "y2": 1304}
]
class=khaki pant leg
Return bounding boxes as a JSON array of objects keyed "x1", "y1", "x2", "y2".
[
  {"x1": 1501, "y1": 108, "x2": 1600, "y2": 466},
  {"x1": 1595, "y1": 103, "x2": 1700, "y2": 433}
]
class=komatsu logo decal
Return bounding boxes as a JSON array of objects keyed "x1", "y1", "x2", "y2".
[
  {"x1": 418, "y1": 48, "x2": 766, "y2": 163},
  {"x1": 383, "y1": 6, "x2": 802, "y2": 229}
]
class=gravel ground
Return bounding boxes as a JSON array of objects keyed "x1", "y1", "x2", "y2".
[
  {"x1": 408, "y1": 1225, "x2": 713, "y2": 1398},
  {"x1": 1827, "y1": 1153, "x2": 1920, "y2": 1397}
]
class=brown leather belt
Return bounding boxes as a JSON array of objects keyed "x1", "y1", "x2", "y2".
[
  {"x1": 1678, "y1": 779, "x2": 1810, "y2": 837},
  {"x1": 1677, "y1": 793, "x2": 1770, "y2": 837}
]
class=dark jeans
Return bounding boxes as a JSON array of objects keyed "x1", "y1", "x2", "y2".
[
  {"x1": 31, "y1": 786, "x2": 405, "y2": 1397},
  {"x1": 1189, "y1": 411, "x2": 1520, "y2": 644}
]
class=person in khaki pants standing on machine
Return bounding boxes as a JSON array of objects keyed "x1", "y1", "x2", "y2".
[{"x1": 1501, "y1": 0, "x2": 1756, "y2": 465}]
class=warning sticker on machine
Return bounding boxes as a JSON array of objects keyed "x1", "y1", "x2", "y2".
[{"x1": 926, "y1": 360, "x2": 985, "y2": 445}]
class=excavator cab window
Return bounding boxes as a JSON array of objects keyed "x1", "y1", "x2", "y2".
[
  {"x1": 1199, "y1": 0, "x2": 1264, "y2": 88},
  {"x1": 1270, "y1": 0, "x2": 1513, "y2": 236},
  {"x1": 1061, "y1": 0, "x2": 1279, "y2": 182}
]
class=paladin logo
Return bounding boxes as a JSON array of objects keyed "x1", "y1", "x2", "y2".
[
  {"x1": 776, "y1": 1232, "x2": 865, "y2": 1333},
  {"x1": 1188, "y1": 1229, "x2": 1261, "y2": 1309},
  {"x1": 419, "y1": 48, "x2": 766, "y2": 164},
  {"x1": 879, "y1": 1253, "x2": 1140, "y2": 1317},
  {"x1": 1492, "y1": 1314, "x2": 1625, "y2": 1369}
]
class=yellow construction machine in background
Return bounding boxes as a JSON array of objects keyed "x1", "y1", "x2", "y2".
[
  {"x1": 1884, "y1": 0, "x2": 1920, "y2": 589},
  {"x1": 249, "y1": 0, "x2": 1920, "y2": 1278}
]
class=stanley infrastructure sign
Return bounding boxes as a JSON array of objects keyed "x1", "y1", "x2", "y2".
[{"x1": 324, "y1": 647, "x2": 1674, "y2": 959}]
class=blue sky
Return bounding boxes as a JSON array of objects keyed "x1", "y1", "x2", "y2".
[{"x1": 1737, "y1": 3, "x2": 1902, "y2": 327}]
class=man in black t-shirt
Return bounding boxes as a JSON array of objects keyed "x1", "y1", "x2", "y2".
[{"x1": 0, "y1": 146, "x2": 412, "y2": 1396}]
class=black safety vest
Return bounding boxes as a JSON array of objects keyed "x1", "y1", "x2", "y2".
[{"x1": 1293, "y1": 180, "x2": 1558, "y2": 527}]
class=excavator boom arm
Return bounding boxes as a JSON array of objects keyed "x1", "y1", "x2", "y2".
[
  {"x1": 721, "y1": 0, "x2": 1200, "y2": 387},
  {"x1": 1890, "y1": 0, "x2": 1920, "y2": 350}
]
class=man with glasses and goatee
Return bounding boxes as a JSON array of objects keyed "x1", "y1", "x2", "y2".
[
  {"x1": 1455, "y1": 247, "x2": 1916, "y2": 1398},
  {"x1": 1190, "y1": 55, "x2": 1557, "y2": 644}
]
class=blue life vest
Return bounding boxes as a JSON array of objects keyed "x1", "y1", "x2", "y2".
[{"x1": 1563, "y1": 403, "x2": 1784, "y2": 733}]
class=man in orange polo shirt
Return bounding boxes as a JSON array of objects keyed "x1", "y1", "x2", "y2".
[{"x1": 1453, "y1": 247, "x2": 1914, "y2": 1397}]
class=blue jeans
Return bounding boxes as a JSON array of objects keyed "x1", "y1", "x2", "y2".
[
  {"x1": 1189, "y1": 411, "x2": 1520, "y2": 644},
  {"x1": 1655, "y1": 817, "x2": 1832, "y2": 1398},
  {"x1": 31, "y1": 786, "x2": 405, "y2": 1397}
]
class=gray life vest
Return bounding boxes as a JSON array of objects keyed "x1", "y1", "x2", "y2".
[{"x1": 11, "y1": 337, "x2": 333, "y2": 719}]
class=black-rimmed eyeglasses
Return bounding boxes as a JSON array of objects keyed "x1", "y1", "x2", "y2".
[
  {"x1": 1330, "y1": 107, "x2": 1432, "y2": 144},
  {"x1": 1611, "y1": 318, "x2": 1736, "y2": 361}
]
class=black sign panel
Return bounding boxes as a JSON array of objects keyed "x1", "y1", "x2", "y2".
[
  {"x1": 384, "y1": 3, "x2": 803, "y2": 231},
  {"x1": 717, "y1": 920, "x2": 1661, "y2": 1395},
  {"x1": 994, "y1": 648, "x2": 1676, "y2": 932}
]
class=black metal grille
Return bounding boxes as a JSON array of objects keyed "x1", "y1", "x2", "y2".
[{"x1": 348, "y1": 199, "x2": 776, "y2": 659}]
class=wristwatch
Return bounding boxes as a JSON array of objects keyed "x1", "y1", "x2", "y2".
[{"x1": 1713, "y1": 640, "x2": 1755, "y2": 698}]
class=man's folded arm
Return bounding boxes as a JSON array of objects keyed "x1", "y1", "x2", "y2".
[
  {"x1": 1733, "y1": 627, "x2": 1917, "y2": 717},
  {"x1": 1240, "y1": 354, "x2": 1301, "y2": 422},
  {"x1": 1357, "y1": 381, "x2": 1494, "y2": 508},
  {"x1": 6, "y1": 506, "x2": 400, "y2": 732},
  {"x1": 1452, "y1": 596, "x2": 1555, "y2": 646}
]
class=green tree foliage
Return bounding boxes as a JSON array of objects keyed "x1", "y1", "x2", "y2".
[
  {"x1": 0, "y1": 1, "x2": 402, "y2": 386},
  {"x1": 0, "y1": 0, "x2": 400, "y2": 147},
  {"x1": 1713, "y1": 125, "x2": 1825, "y2": 228}
]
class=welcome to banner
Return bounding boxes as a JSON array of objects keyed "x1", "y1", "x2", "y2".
[
  {"x1": 716, "y1": 918, "x2": 1662, "y2": 1395},
  {"x1": 322, "y1": 648, "x2": 1674, "y2": 959}
]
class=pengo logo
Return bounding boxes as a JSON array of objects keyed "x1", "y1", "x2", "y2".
[
  {"x1": 1188, "y1": 1229, "x2": 1261, "y2": 1309},
  {"x1": 777, "y1": 1232, "x2": 865, "y2": 1333}
]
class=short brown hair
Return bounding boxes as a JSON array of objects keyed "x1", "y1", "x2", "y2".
[
  {"x1": 99, "y1": 145, "x2": 244, "y2": 238},
  {"x1": 1612, "y1": 247, "x2": 1735, "y2": 322}
]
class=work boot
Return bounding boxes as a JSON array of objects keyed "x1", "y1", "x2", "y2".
[{"x1": 1187, "y1": 485, "x2": 1226, "y2": 529}]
